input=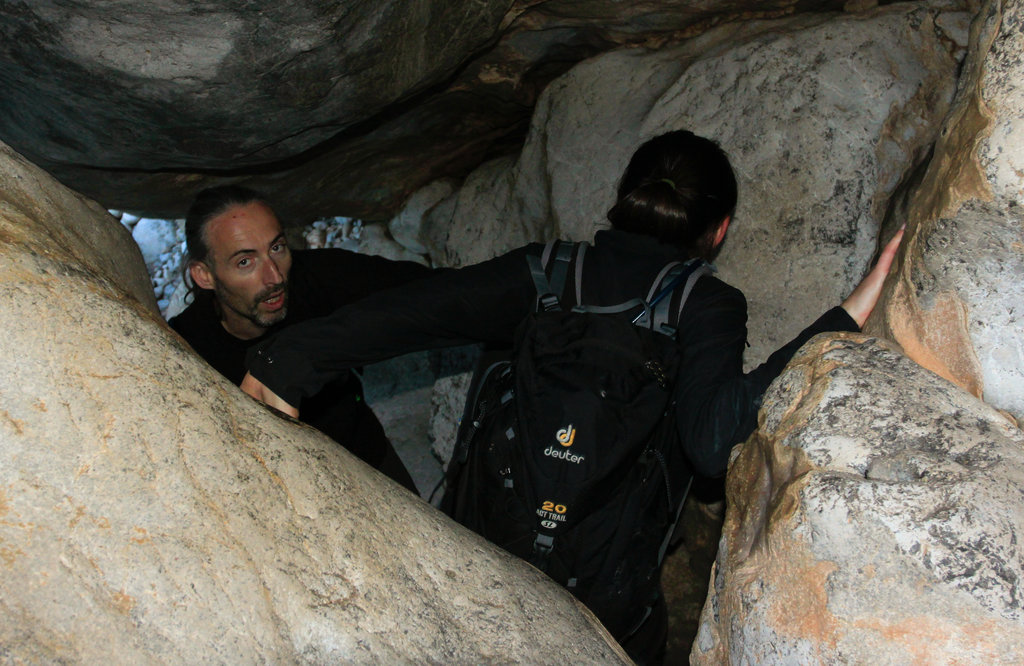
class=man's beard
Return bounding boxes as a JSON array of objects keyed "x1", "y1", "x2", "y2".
[{"x1": 217, "y1": 281, "x2": 289, "y2": 331}]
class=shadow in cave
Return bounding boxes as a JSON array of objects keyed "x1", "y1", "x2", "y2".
[{"x1": 663, "y1": 474, "x2": 727, "y2": 662}]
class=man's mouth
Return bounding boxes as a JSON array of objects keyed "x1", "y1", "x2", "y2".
[{"x1": 260, "y1": 289, "x2": 286, "y2": 312}]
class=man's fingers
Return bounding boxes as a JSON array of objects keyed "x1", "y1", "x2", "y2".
[{"x1": 240, "y1": 372, "x2": 300, "y2": 418}]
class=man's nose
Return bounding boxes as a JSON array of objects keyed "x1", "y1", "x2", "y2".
[{"x1": 263, "y1": 257, "x2": 284, "y2": 284}]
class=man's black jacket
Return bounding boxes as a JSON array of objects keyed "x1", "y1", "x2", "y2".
[{"x1": 170, "y1": 248, "x2": 430, "y2": 477}]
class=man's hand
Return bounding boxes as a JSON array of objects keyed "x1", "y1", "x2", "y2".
[
  {"x1": 240, "y1": 372, "x2": 299, "y2": 418},
  {"x1": 841, "y1": 226, "x2": 905, "y2": 328}
]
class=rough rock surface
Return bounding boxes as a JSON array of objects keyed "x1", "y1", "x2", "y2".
[
  {"x1": 389, "y1": 179, "x2": 457, "y2": 256},
  {"x1": 429, "y1": 372, "x2": 474, "y2": 466},
  {"x1": 0, "y1": 142, "x2": 154, "y2": 310},
  {"x1": 0, "y1": 1, "x2": 915, "y2": 222},
  {"x1": 694, "y1": 334, "x2": 1024, "y2": 663},
  {"x1": 0, "y1": 0, "x2": 511, "y2": 219},
  {"x1": 415, "y1": 4, "x2": 968, "y2": 367},
  {"x1": 0, "y1": 140, "x2": 627, "y2": 662},
  {"x1": 872, "y1": 0, "x2": 1024, "y2": 423}
]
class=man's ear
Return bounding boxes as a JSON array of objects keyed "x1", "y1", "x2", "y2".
[
  {"x1": 712, "y1": 215, "x2": 731, "y2": 249},
  {"x1": 189, "y1": 261, "x2": 215, "y2": 290}
]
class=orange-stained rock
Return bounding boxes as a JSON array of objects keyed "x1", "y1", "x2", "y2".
[
  {"x1": 694, "y1": 334, "x2": 1024, "y2": 663},
  {"x1": 870, "y1": 0, "x2": 1024, "y2": 423}
]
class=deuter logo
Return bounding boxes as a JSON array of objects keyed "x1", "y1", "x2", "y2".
[{"x1": 546, "y1": 423, "x2": 583, "y2": 463}]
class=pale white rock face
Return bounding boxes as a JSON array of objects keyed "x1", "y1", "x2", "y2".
[
  {"x1": 0, "y1": 142, "x2": 154, "y2": 310},
  {"x1": 953, "y1": 0, "x2": 1024, "y2": 419},
  {"x1": 350, "y1": 222, "x2": 430, "y2": 266},
  {"x1": 57, "y1": 11, "x2": 242, "y2": 80},
  {"x1": 163, "y1": 275, "x2": 190, "y2": 320},
  {"x1": 694, "y1": 334, "x2": 1024, "y2": 664},
  {"x1": 422, "y1": 154, "x2": 522, "y2": 268},
  {"x1": 977, "y1": 2, "x2": 1024, "y2": 204},
  {"x1": 918, "y1": 202, "x2": 1024, "y2": 422},
  {"x1": 429, "y1": 372, "x2": 473, "y2": 465},
  {"x1": 131, "y1": 217, "x2": 179, "y2": 267},
  {"x1": 0, "y1": 140, "x2": 627, "y2": 663},
  {"x1": 388, "y1": 178, "x2": 457, "y2": 255},
  {"x1": 420, "y1": 5, "x2": 967, "y2": 368}
]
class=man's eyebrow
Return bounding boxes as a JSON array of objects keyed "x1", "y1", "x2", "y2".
[
  {"x1": 227, "y1": 247, "x2": 257, "y2": 261},
  {"x1": 226, "y1": 233, "x2": 286, "y2": 261}
]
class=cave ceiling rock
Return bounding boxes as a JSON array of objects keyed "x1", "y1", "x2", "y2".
[
  {"x1": 2, "y1": 0, "x2": 884, "y2": 222},
  {"x1": 872, "y1": 0, "x2": 1024, "y2": 424},
  {"x1": 0, "y1": 138, "x2": 628, "y2": 662},
  {"x1": 693, "y1": 333, "x2": 1024, "y2": 663},
  {"x1": 1, "y1": 0, "x2": 512, "y2": 168},
  {"x1": 402, "y1": 4, "x2": 968, "y2": 369}
]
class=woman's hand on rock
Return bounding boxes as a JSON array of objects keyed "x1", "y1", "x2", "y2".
[{"x1": 841, "y1": 226, "x2": 905, "y2": 328}]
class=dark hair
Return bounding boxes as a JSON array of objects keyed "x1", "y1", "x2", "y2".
[
  {"x1": 182, "y1": 184, "x2": 268, "y2": 299},
  {"x1": 607, "y1": 130, "x2": 737, "y2": 259}
]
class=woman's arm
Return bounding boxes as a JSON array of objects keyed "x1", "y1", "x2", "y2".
[{"x1": 676, "y1": 226, "x2": 903, "y2": 477}]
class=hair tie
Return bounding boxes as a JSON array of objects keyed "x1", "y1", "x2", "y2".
[{"x1": 659, "y1": 178, "x2": 676, "y2": 189}]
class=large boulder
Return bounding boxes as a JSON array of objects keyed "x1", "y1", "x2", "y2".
[
  {"x1": 414, "y1": 4, "x2": 968, "y2": 366},
  {"x1": 693, "y1": 334, "x2": 1024, "y2": 662},
  {"x1": 0, "y1": 140, "x2": 627, "y2": 662},
  {"x1": 873, "y1": 0, "x2": 1024, "y2": 423}
]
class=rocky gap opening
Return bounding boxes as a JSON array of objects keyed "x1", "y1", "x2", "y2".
[{"x1": 116, "y1": 208, "x2": 456, "y2": 506}]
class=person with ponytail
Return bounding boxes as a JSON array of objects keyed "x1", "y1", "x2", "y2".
[
  {"x1": 238, "y1": 130, "x2": 902, "y2": 663},
  {"x1": 242, "y1": 129, "x2": 898, "y2": 476}
]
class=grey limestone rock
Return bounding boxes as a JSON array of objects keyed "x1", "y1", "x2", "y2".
[
  {"x1": 425, "y1": 4, "x2": 967, "y2": 368},
  {"x1": 388, "y1": 179, "x2": 457, "y2": 256},
  {"x1": 429, "y1": 372, "x2": 474, "y2": 466},
  {"x1": 1, "y1": 0, "x2": 837, "y2": 222}
]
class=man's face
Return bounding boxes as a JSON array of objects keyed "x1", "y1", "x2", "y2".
[{"x1": 190, "y1": 201, "x2": 293, "y2": 340}]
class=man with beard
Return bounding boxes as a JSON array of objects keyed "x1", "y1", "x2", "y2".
[{"x1": 169, "y1": 185, "x2": 427, "y2": 493}]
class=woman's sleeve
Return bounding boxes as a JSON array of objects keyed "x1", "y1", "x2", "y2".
[
  {"x1": 674, "y1": 280, "x2": 857, "y2": 478},
  {"x1": 246, "y1": 247, "x2": 538, "y2": 407}
]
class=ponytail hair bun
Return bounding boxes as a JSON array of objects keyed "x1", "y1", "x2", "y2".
[{"x1": 608, "y1": 130, "x2": 737, "y2": 259}]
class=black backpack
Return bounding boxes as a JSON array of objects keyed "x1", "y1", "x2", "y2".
[{"x1": 442, "y1": 240, "x2": 711, "y2": 640}]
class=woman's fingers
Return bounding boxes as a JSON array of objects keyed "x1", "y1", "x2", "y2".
[{"x1": 841, "y1": 226, "x2": 905, "y2": 327}]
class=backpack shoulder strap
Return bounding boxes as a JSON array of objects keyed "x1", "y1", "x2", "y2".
[
  {"x1": 649, "y1": 259, "x2": 714, "y2": 337},
  {"x1": 528, "y1": 240, "x2": 587, "y2": 312}
]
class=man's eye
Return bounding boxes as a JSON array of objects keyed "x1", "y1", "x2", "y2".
[
  {"x1": 237, "y1": 258, "x2": 251, "y2": 268},
  {"x1": 271, "y1": 243, "x2": 287, "y2": 253}
]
